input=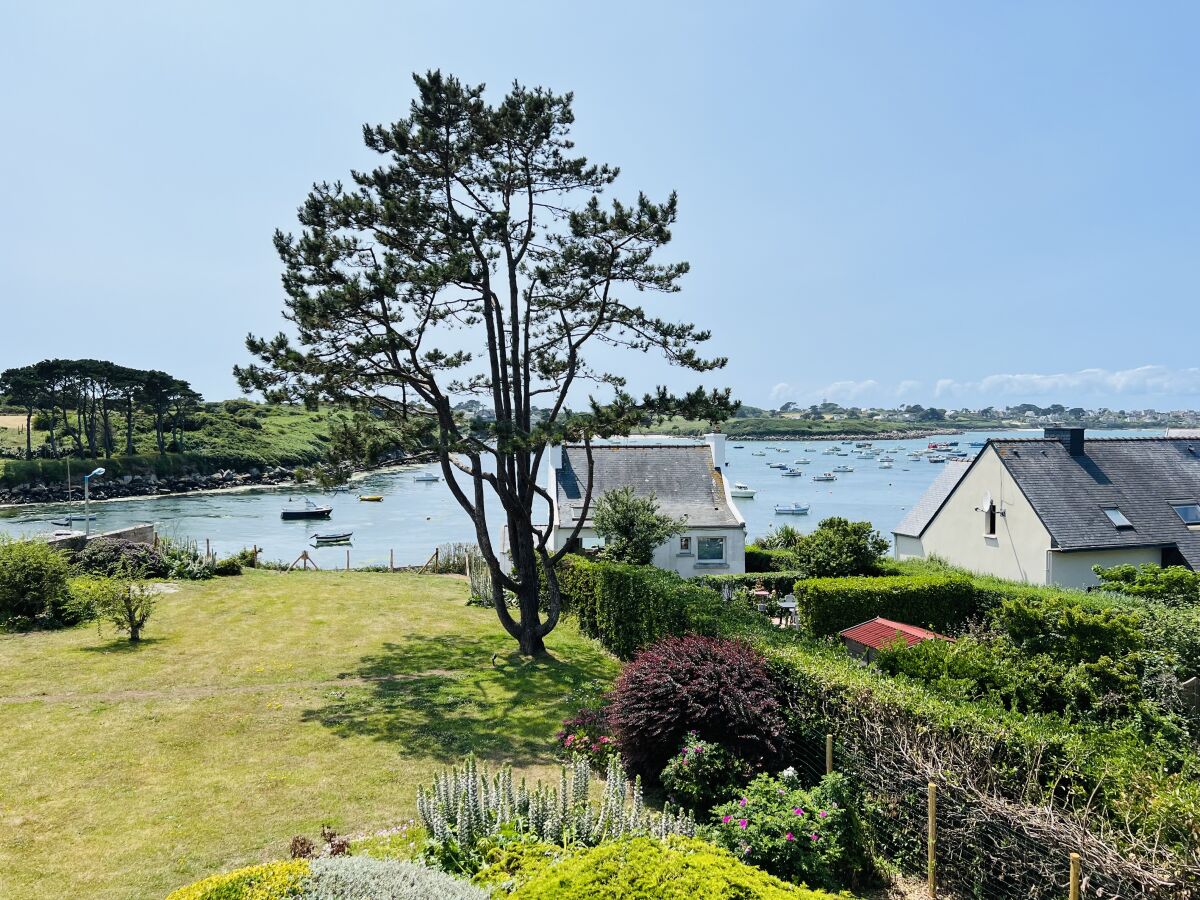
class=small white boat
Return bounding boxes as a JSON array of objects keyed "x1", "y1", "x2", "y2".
[
  {"x1": 928, "y1": 455, "x2": 947, "y2": 463},
  {"x1": 832, "y1": 465, "x2": 854, "y2": 473},
  {"x1": 781, "y1": 468, "x2": 805, "y2": 477},
  {"x1": 774, "y1": 502, "x2": 811, "y2": 515},
  {"x1": 821, "y1": 448, "x2": 837, "y2": 455},
  {"x1": 768, "y1": 462, "x2": 788, "y2": 469},
  {"x1": 880, "y1": 457, "x2": 895, "y2": 463},
  {"x1": 311, "y1": 531, "x2": 353, "y2": 545},
  {"x1": 751, "y1": 451, "x2": 767, "y2": 457},
  {"x1": 813, "y1": 472, "x2": 837, "y2": 482},
  {"x1": 879, "y1": 461, "x2": 893, "y2": 469},
  {"x1": 730, "y1": 482, "x2": 757, "y2": 498},
  {"x1": 791, "y1": 459, "x2": 810, "y2": 465},
  {"x1": 413, "y1": 472, "x2": 441, "y2": 482}
]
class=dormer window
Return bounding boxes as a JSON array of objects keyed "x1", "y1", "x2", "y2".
[
  {"x1": 1171, "y1": 503, "x2": 1200, "y2": 525},
  {"x1": 1103, "y1": 507, "x2": 1133, "y2": 529}
]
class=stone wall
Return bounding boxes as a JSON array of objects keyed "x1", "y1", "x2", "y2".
[{"x1": 45, "y1": 523, "x2": 156, "y2": 552}]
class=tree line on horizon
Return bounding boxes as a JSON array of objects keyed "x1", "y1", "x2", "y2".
[{"x1": 0, "y1": 359, "x2": 202, "y2": 460}]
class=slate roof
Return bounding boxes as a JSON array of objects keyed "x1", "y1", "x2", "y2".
[
  {"x1": 893, "y1": 460, "x2": 972, "y2": 538},
  {"x1": 556, "y1": 444, "x2": 742, "y2": 528},
  {"x1": 839, "y1": 617, "x2": 953, "y2": 650},
  {"x1": 989, "y1": 437, "x2": 1200, "y2": 567}
]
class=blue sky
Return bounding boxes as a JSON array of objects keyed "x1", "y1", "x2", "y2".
[{"x1": 1, "y1": 2, "x2": 1197, "y2": 410}]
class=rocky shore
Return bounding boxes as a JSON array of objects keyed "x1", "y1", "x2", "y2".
[{"x1": 0, "y1": 466, "x2": 301, "y2": 506}]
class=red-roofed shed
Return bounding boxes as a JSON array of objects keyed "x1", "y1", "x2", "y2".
[{"x1": 839, "y1": 617, "x2": 954, "y2": 661}]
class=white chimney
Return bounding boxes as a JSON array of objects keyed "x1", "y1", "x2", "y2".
[
  {"x1": 547, "y1": 443, "x2": 563, "y2": 470},
  {"x1": 705, "y1": 432, "x2": 726, "y2": 469}
]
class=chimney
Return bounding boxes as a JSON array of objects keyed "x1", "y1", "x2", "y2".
[
  {"x1": 1044, "y1": 426, "x2": 1085, "y2": 456},
  {"x1": 547, "y1": 443, "x2": 563, "y2": 470},
  {"x1": 705, "y1": 432, "x2": 727, "y2": 468}
]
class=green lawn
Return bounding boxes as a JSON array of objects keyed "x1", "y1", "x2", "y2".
[{"x1": 0, "y1": 571, "x2": 618, "y2": 899}]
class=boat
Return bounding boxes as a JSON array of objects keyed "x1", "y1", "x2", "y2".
[
  {"x1": 927, "y1": 455, "x2": 947, "y2": 464},
  {"x1": 358, "y1": 495, "x2": 384, "y2": 502},
  {"x1": 730, "y1": 482, "x2": 757, "y2": 498},
  {"x1": 781, "y1": 468, "x2": 805, "y2": 476},
  {"x1": 751, "y1": 451, "x2": 767, "y2": 457},
  {"x1": 768, "y1": 462, "x2": 788, "y2": 469},
  {"x1": 413, "y1": 473, "x2": 440, "y2": 482},
  {"x1": 50, "y1": 514, "x2": 96, "y2": 527},
  {"x1": 311, "y1": 531, "x2": 353, "y2": 544},
  {"x1": 821, "y1": 448, "x2": 837, "y2": 455},
  {"x1": 832, "y1": 465, "x2": 854, "y2": 473},
  {"x1": 840, "y1": 440, "x2": 853, "y2": 445},
  {"x1": 879, "y1": 461, "x2": 893, "y2": 469},
  {"x1": 281, "y1": 499, "x2": 333, "y2": 520},
  {"x1": 733, "y1": 445, "x2": 745, "y2": 449},
  {"x1": 774, "y1": 502, "x2": 811, "y2": 515},
  {"x1": 791, "y1": 458, "x2": 810, "y2": 465},
  {"x1": 969, "y1": 441, "x2": 986, "y2": 448},
  {"x1": 880, "y1": 456, "x2": 895, "y2": 463},
  {"x1": 812, "y1": 472, "x2": 837, "y2": 482}
]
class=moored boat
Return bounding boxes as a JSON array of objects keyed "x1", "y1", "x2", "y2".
[
  {"x1": 281, "y1": 500, "x2": 333, "y2": 520},
  {"x1": 358, "y1": 495, "x2": 384, "y2": 502},
  {"x1": 832, "y1": 464, "x2": 854, "y2": 473},
  {"x1": 311, "y1": 531, "x2": 353, "y2": 544},
  {"x1": 774, "y1": 502, "x2": 811, "y2": 515},
  {"x1": 812, "y1": 472, "x2": 837, "y2": 482},
  {"x1": 730, "y1": 482, "x2": 757, "y2": 498},
  {"x1": 413, "y1": 473, "x2": 440, "y2": 482}
]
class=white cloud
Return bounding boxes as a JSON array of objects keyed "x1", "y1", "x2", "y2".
[{"x1": 933, "y1": 365, "x2": 1200, "y2": 401}]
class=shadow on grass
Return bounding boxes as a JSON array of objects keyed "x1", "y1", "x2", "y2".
[
  {"x1": 302, "y1": 633, "x2": 614, "y2": 763},
  {"x1": 78, "y1": 637, "x2": 167, "y2": 653}
]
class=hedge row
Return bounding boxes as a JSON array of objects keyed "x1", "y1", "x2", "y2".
[
  {"x1": 792, "y1": 574, "x2": 985, "y2": 636},
  {"x1": 745, "y1": 546, "x2": 801, "y2": 573},
  {"x1": 556, "y1": 556, "x2": 761, "y2": 660}
]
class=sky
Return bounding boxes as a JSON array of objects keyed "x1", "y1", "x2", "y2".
[{"x1": 1, "y1": 1, "x2": 1197, "y2": 411}]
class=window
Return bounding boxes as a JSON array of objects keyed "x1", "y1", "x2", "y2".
[
  {"x1": 1103, "y1": 507, "x2": 1133, "y2": 529},
  {"x1": 983, "y1": 502, "x2": 997, "y2": 536},
  {"x1": 697, "y1": 536, "x2": 725, "y2": 562},
  {"x1": 679, "y1": 536, "x2": 692, "y2": 552},
  {"x1": 1172, "y1": 503, "x2": 1200, "y2": 525}
]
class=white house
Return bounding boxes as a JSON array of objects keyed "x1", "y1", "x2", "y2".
[
  {"x1": 544, "y1": 434, "x2": 747, "y2": 576},
  {"x1": 894, "y1": 427, "x2": 1200, "y2": 588}
]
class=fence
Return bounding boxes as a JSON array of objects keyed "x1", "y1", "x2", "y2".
[{"x1": 790, "y1": 724, "x2": 1188, "y2": 899}]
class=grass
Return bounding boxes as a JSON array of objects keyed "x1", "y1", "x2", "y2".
[{"x1": 0, "y1": 570, "x2": 619, "y2": 899}]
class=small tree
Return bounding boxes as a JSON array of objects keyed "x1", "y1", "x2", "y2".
[
  {"x1": 793, "y1": 517, "x2": 889, "y2": 577},
  {"x1": 93, "y1": 576, "x2": 156, "y2": 643},
  {"x1": 591, "y1": 487, "x2": 685, "y2": 565}
]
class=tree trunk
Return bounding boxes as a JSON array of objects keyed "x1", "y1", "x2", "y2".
[
  {"x1": 514, "y1": 578, "x2": 547, "y2": 656},
  {"x1": 24, "y1": 409, "x2": 32, "y2": 458}
]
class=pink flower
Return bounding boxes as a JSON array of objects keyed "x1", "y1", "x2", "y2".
[
  {"x1": 722, "y1": 815, "x2": 732, "y2": 824},
  {"x1": 785, "y1": 832, "x2": 795, "y2": 842},
  {"x1": 818, "y1": 810, "x2": 828, "y2": 818},
  {"x1": 738, "y1": 819, "x2": 748, "y2": 829},
  {"x1": 739, "y1": 797, "x2": 747, "y2": 807},
  {"x1": 792, "y1": 808, "x2": 804, "y2": 816},
  {"x1": 810, "y1": 832, "x2": 820, "y2": 842},
  {"x1": 564, "y1": 734, "x2": 575, "y2": 746}
]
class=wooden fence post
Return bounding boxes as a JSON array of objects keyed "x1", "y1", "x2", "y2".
[
  {"x1": 927, "y1": 782, "x2": 937, "y2": 898},
  {"x1": 345, "y1": 548, "x2": 350, "y2": 571},
  {"x1": 1069, "y1": 853, "x2": 1081, "y2": 900},
  {"x1": 205, "y1": 538, "x2": 210, "y2": 560},
  {"x1": 389, "y1": 548, "x2": 394, "y2": 573},
  {"x1": 825, "y1": 734, "x2": 833, "y2": 775}
]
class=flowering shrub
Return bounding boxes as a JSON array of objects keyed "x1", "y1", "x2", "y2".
[
  {"x1": 417, "y1": 755, "x2": 695, "y2": 875},
  {"x1": 607, "y1": 635, "x2": 785, "y2": 781},
  {"x1": 554, "y1": 706, "x2": 619, "y2": 769},
  {"x1": 710, "y1": 772, "x2": 873, "y2": 889},
  {"x1": 166, "y1": 859, "x2": 310, "y2": 899},
  {"x1": 660, "y1": 732, "x2": 749, "y2": 814}
]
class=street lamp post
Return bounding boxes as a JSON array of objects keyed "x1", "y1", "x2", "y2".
[{"x1": 83, "y1": 468, "x2": 105, "y2": 537}]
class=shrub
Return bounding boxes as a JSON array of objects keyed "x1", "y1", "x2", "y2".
[
  {"x1": 711, "y1": 772, "x2": 873, "y2": 889},
  {"x1": 0, "y1": 537, "x2": 72, "y2": 627},
  {"x1": 73, "y1": 538, "x2": 168, "y2": 578},
  {"x1": 92, "y1": 577, "x2": 157, "y2": 642},
  {"x1": 305, "y1": 857, "x2": 488, "y2": 899},
  {"x1": 792, "y1": 518, "x2": 889, "y2": 578},
  {"x1": 660, "y1": 732, "x2": 749, "y2": 814},
  {"x1": 289, "y1": 835, "x2": 316, "y2": 859},
  {"x1": 591, "y1": 486, "x2": 686, "y2": 565},
  {"x1": 64, "y1": 574, "x2": 118, "y2": 624},
  {"x1": 746, "y1": 545, "x2": 802, "y2": 573},
  {"x1": 166, "y1": 860, "x2": 309, "y2": 900},
  {"x1": 158, "y1": 536, "x2": 216, "y2": 580},
  {"x1": 792, "y1": 574, "x2": 982, "y2": 636},
  {"x1": 554, "y1": 705, "x2": 619, "y2": 770},
  {"x1": 417, "y1": 755, "x2": 695, "y2": 875},
  {"x1": 213, "y1": 556, "x2": 243, "y2": 577},
  {"x1": 608, "y1": 635, "x2": 785, "y2": 782},
  {"x1": 477, "y1": 836, "x2": 849, "y2": 899},
  {"x1": 1093, "y1": 563, "x2": 1200, "y2": 607}
]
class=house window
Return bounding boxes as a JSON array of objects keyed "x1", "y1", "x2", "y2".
[
  {"x1": 697, "y1": 536, "x2": 726, "y2": 562},
  {"x1": 1103, "y1": 507, "x2": 1134, "y2": 529},
  {"x1": 983, "y1": 502, "x2": 997, "y2": 536},
  {"x1": 1171, "y1": 503, "x2": 1200, "y2": 525},
  {"x1": 679, "y1": 536, "x2": 691, "y2": 552}
]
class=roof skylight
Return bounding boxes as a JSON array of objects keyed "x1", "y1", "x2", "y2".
[{"x1": 1103, "y1": 508, "x2": 1133, "y2": 529}]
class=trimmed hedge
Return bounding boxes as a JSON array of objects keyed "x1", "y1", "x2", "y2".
[
  {"x1": 476, "y1": 836, "x2": 854, "y2": 898},
  {"x1": 557, "y1": 556, "x2": 754, "y2": 659},
  {"x1": 694, "y1": 571, "x2": 805, "y2": 598},
  {"x1": 746, "y1": 545, "x2": 802, "y2": 573},
  {"x1": 792, "y1": 574, "x2": 984, "y2": 636},
  {"x1": 166, "y1": 860, "x2": 309, "y2": 899}
]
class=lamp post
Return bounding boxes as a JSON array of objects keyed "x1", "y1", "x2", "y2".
[{"x1": 83, "y1": 468, "x2": 105, "y2": 537}]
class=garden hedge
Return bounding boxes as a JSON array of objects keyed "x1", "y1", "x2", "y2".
[
  {"x1": 745, "y1": 545, "x2": 802, "y2": 573},
  {"x1": 693, "y1": 570, "x2": 805, "y2": 597},
  {"x1": 791, "y1": 573, "x2": 984, "y2": 635}
]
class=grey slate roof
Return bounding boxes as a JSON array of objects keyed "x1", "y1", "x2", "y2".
[
  {"x1": 992, "y1": 437, "x2": 1200, "y2": 567},
  {"x1": 893, "y1": 460, "x2": 972, "y2": 538},
  {"x1": 556, "y1": 444, "x2": 742, "y2": 528}
]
